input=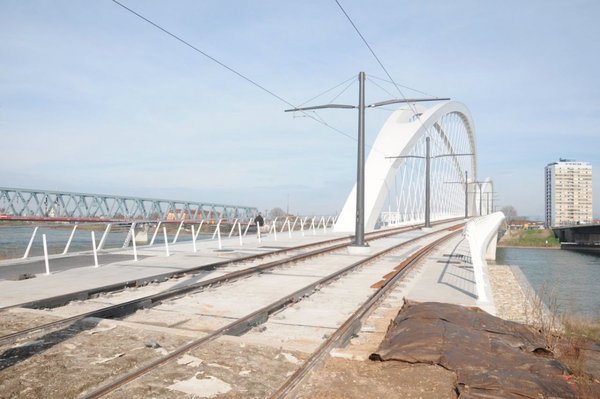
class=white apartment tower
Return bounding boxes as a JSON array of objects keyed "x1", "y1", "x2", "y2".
[{"x1": 545, "y1": 159, "x2": 593, "y2": 227}]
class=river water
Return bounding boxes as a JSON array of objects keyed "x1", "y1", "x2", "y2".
[
  {"x1": 496, "y1": 247, "x2": 600, "y2": 320},
  {"x1": 0, "y1": 225, "x2": 206, "y2": 260}
]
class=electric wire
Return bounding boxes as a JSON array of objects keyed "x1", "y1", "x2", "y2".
[
  {"x1": 111, "y1": 0, "x2": 356, "y2": 142},
  {"x1": 298, "y1": 75, "x2": 356, "y2": 107},
  {"x1": 369, "y1": 75, "x2": 438, "y2": 98}
]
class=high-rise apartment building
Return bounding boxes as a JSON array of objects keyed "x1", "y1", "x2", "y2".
[{"x1": 545, "y1": 159, "x2": 593, "y2": 227}]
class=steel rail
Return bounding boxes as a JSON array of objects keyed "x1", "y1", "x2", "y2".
[
  {"x1": 271, "y1": 228, "x2": 463, "y2": 398},
  {"x1": 1, "y1": 221, "x2": 433, "y2": 311},
  {"x1": 0, "y1": 221, "x2": 448, "y2": 346},
  {"x1": 79, "y1": 223, "x2": 463, "y2": 399}
]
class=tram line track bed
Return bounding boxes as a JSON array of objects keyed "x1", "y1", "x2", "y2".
[{"x1": 0, "y1": 222, "x2": 462, "y2": 398}]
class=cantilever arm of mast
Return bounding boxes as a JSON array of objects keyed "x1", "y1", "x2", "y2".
[
  {"x1": 368, "y1": 97, "x2": 450, "y2": 108},
  {"x1": 284, "y1": 104, "x2": 356, "y2": 112}
]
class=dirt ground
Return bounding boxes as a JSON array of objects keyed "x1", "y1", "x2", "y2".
[{"x1": 295, "y1": 357, "x2": 456, "y2": 399}]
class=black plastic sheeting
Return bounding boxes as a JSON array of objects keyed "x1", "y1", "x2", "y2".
[{"x1": 370, "y1": 301, "x2": 577, "y2": 398}]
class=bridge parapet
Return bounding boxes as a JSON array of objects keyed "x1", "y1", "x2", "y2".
[{"x1": 463, "y1": 212, "x2": 505, "y2": 313}]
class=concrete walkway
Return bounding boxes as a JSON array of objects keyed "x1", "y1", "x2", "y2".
[{"x1": 0, "y1": 231, "x2": 343, "y2": 308}]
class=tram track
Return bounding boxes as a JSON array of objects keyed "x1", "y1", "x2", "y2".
[
  {"x1": 0, "y1": 221, "x2": 463, "y2": 398},
  {"x1": 0, "y1": 221, "x2": 451, "y2": 346},
  {"x1": 77, "y1": 224, "x2": 463, "y2": 398}
]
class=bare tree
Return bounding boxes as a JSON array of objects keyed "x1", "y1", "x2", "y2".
[
  {"x1": 501, "y1": 205, "x2": 518, "y2": 224},
  {"x1": 268, "y1": 207, "x2": 287, "y2": 219}
]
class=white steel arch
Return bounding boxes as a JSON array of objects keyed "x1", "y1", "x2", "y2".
[{"x1": 334, "y1": 101, "x2": 477, "y2": 233}]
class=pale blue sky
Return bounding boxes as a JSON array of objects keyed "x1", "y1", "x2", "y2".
[{"x1": 1, "y1": 0, "x2": 599, "y2": 218}]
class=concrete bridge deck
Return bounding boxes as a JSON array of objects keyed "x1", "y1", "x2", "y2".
[{"x1": 0, "y1": 223, "x2": 484, "y2": 312}]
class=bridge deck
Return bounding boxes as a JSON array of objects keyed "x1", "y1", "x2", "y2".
[{"x1": 0, "y1": 225, "x2": 483, "y2": 312}]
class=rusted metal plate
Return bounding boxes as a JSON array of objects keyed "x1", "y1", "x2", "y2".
[{"x1": 371, "y1": 301, "x2": 577, "y2": 398}]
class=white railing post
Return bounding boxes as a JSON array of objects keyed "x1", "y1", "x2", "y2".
[
  {"x1": 23, "y1": 226, "x2": 38, "y2": 259},
  {"x1": 194, "y1": 221, "x2": 204, "y2": 242},
  {"x1": 311, "y1": 217, "x2": 316, "y2": 235},
  {"x1": 280, "y1": 217, "x2": 288, "y2": 233},
  {"x1": 131, "y1": 225, "x2": 138, "y2": 261},
  {"x1": 211, "y1": 219, "x2": 222, "y2": 240},
  {"x1": 286, "y1": 218, "x2": 292, "y2": 239},
  {"x1": 173, "y1": 220, "x2": 184, "y2": 243},
  {"x1": 257, "y1": 222, "x2": 262, "y2": 244},
  {"x1": 238, "y1": 222, "x2": 243, "y2": 246},
  {"x1": 269, "y1": 217, "x2": 278, "y2": 235},
  {"x1": 149, "y1": 221, "x2": 161, "y2": 246},
  {"x1": 91, "y1": 231, "x2": 99, "y2": 268},
  {"x1": 97, "y1": 223, "x2": 112, "y2": 250},
  {"x1": 243, "y1": 219, "x2": 252, "y2": 237},
  {"x1": 163, "y1": 227, "x2": 170, "y2": 257},
  {"x1": 42, "y1": 234, "x2": 50, "y2": 275},
  {"x1": 291, "y1": 217, "x2": 299, "y2": 232},
  {"x1": 191, "y1": 225, "x2": 197, "y2": 253},
  {"x1": 228, "y1": 219, "x2": 238, "y2": 238},
  {"x1": 321, "y1": 216, "x2": 326, "y2": 233},
  {"x1": 62, "y1": 225, "x2": 78, "y2": 255},
  {"x1": 216, "y1": 224, "x2": 222, "y2": 250},
  {"x1": 300, "y1": 218, "x2": 305, "y2": 237},
  {"x1": 272, "y1": 220, "x2": 277, "y2": 241}
]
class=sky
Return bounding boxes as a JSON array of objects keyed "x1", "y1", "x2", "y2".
[{"x1": 1, "y1": 0, "x2": 599, "y2": 219}]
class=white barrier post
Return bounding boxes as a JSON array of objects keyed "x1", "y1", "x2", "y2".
[
  {"x1": 300, "y1": 218, "x2": 305, "y2": 237},
  {"x1": 311, "y1": 217, "x2": 316, "y2": 235},
  {"x1": 91, "y1": 231, "x2": 99, "y2": 268},
  {"x1": 321, "y1": 216, "x2": 326, "y2": 233},
  {"x1": 23, "y1": 226, "x2": 38, "y2": 259},
  {"x1": 243, "y1": 219, "x2": 252, "y2": 237},
  {"x1": 131, "y1": 225, "x2": 138, "y2": 261},
  {"x1": 238, "y1": 222, "x2": 243, "y2": 246},
  {"x1": 211, "y1": 219, "x2": 222, "y2": 239},
  {"x1": 194, "y1": 221, "x2": 204, "y2": 242},
  {"x1": 217, "y1": 224, "x2": 222, "y2": 250},
  {"x1": 291, "y1": 217, "x2": 299, "y2": 232},
  {"x1": 228, "y1": 219, "x2": 238, "y2": 238},
  {"x1": 173, "y1": 220, "x2": 184, "y2": 243},
  {"x1": 257, "y1": 221, "x2": 262, "y2": 244},
  {"x1": 191, "y1": 225, "x2": 197, "y2": 253},
  {"x1": 149, "y1": 221, "x2": 161, "y2": 246},
  {"x1": 97, "y1": 223, "x2": 112, "y2": 250},
  {"x1": 280, "y1": 217, "x2": 288, "y2": 233},
  {"x1": 42, "y1": 234, "x2": 50, "y2": 275},
  {"x1": 272, "y1": 220, "x2": 277, "y2": 241},
  {"x1": 286, "y1": 218, "x2": 292, "y2": 239},
  {"x1": 63, "y1": 225, "x2": 78, "y2": 254},
  {"x1": 163, "y1": 227, "x2": 170, "y2": 257}
]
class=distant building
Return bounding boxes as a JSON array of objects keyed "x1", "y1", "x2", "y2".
[{"x1": 545, "y1": 159, "x2": 593, "y2": 227}]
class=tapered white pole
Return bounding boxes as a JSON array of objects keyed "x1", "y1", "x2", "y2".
[
  {"x1": 149, "y1": 221, "x2": 161, "y2": 246},
  {"x1": 238, "y1": 222, "x2": 243, "y2": 246},
  {"x1": 257, "y1": 221, "x2": 262, "y2": 244},
  {"x1": 217, "y1": 224, "x2": 222, "y2": 250},
  {"x1": 63, "y1": 225, "x2": 78, "y2": 254},
  {"x1": 191, "y1": 225, "x2": 197, "y2": 253},
  {"x1": 42, "y1": 234, "x2": 50, "y2": 275},
  {"x1": 163, "y1": 227, "x2": 170, "y2": 257},
  {"x1": 131, "y1": 226, "x2": 138, "y2": 261},
  {"x1": 23, "y1": 226, "x2": 38, "y2": 259},
  {"x1": 272, "y1": 220, "x2": 277, "y2": 241},
  {"x1": 173, "y1": 220, "x2": 184, "y2": 243},
  {"x1": 91, "y1": 231, "x2": 99, "y2": 268}
]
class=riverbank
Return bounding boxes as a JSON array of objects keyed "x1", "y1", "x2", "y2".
[{"x1": 498, "y1": 228, "x2": 560, "y2": 248}]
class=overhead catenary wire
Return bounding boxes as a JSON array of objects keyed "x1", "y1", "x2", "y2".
[
  {"x1": 111, "y1": 0, "x2": 356, "y2": 142},
  {"x1": 333, "y1": 0, "x2": 441, "y2": 139}
]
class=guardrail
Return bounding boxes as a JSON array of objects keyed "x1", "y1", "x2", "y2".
[
  {"x1": 0, "y1": 216, "x2": 339, "y2": 271},
  {"x1": 463, "y1": 212, "x2": 505, "y2": 312}
]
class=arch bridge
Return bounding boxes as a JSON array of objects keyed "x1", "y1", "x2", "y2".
[{"x1": 334, "y1": 100, "x2": 494, "y2": 232}]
